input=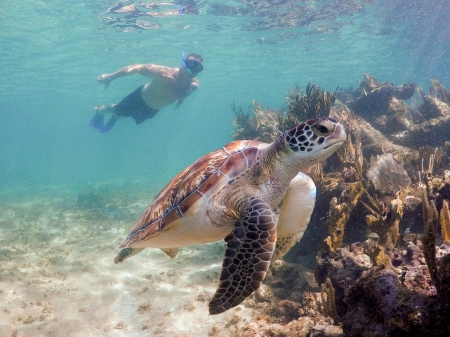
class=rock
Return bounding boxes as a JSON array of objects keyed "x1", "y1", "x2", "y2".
[
  {"x1": 315, "y1": 246, "x2": 373, "y2": 316},
  {"x1": 374, "y1": 97, "x2": 424, "y2": 135},
  {"x1": 254, "y1": 284, "x2": 273, "y2": 303},
  {"x1": 394, "y1": 113, "x2": 450, "y2": 148},
  {"x1": 347, "y1": 81, "x2": 416, "y2": 120},
  {"x1": 309, "y1": 324, "x2": 344, "y2": 337},
  {"x1": 342, "y1": 266, "x2": 430, "y2": 336},
  {"x1": 267, "y1": 261, "x2": 319, "y2": 299},
  {"x1": 420, "y1": 95, "x2": 450, "y2": 120},
  {"x1": 330, "y1": 104, "x2": 418, "y2": 162}
]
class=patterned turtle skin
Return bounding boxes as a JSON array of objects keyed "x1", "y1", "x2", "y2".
[{"x1": 114, "y1": 117, "x2": 346, "y2": 314}]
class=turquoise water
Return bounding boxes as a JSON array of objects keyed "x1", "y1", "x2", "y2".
[
  {"x1": 2, "y1": 0, "x2": 448, "y2": 191},
  {"x1": 1, "y1": 1, "x2": 450, "y2": 336}
]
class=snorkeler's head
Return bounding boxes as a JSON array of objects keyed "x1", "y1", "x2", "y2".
[{"x1": 182, "y1": 53, "x2": 203, "y2": 76}]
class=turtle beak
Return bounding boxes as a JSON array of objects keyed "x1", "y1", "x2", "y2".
[{"x1": 324, "y1": 123, "x2": 347, "y2": 150}]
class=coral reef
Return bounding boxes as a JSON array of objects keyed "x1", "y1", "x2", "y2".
[
  {"x1": 231, "y1": 74, "x2": 450, "y2": 336},
  {"x1": 317, "y1": 238, "x2": 450, "y2": 336},
  {"x1": 342, "y1": 266, "x2": 431, "y2": 336},
  {"x1": 235, "y1": 261, "x2": 343, "y2": 336}
]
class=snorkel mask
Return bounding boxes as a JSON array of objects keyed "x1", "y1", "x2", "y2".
[{"x1": 182, "y1": 51, "x2": 203, "y2": 76}]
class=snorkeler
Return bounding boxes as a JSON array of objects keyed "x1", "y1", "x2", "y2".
[{"x1": 90, "y1": 53, "x2": 203, "y2": 133}]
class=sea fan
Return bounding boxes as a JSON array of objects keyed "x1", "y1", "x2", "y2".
[{"x1": 366, "y1": 153, "x2": 411, "y2": 194}]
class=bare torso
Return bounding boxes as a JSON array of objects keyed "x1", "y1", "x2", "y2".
[
  {"x1": 97, "y1": 63, "x2": 200, "y2": 112},
  {"x1": 141, "y1": 67, "x2": 199, "y2": 110}
]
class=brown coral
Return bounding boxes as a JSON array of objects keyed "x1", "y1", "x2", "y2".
[
  {"x1": 440, "y1": 200, "x2": 450, "y2": 243},
  {"x1": 362, "y1": 189, "x2": 408, "y2": 266},
  {"x1": 422, "y1": 188, "x2": 440, "y2": 287},
  {"x1": 325, "y1": 182, "x2": 364, "y2": 252},
  {"x1": 232, "y1": 100, "x2": 280, "y2": 142},
  {"x1": 286, "y1": 83, "x2": 336, "y2": 121}
]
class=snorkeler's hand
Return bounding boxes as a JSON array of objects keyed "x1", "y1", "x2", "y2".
[{"x1": 97, "y1": 74, "x2": 112, "y2": 89}]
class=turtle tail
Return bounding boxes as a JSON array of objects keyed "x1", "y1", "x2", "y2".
[{"x1": 114, "y1": 247, "x2": 144, "y2": 264}]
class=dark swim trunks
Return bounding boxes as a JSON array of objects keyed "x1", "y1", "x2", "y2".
[
  {"x1": 115, "y1": 85, "x2": 159, "y2": 124},
  {"x1": 90, "y1": 85, "x2": 159, "y2": 133}
]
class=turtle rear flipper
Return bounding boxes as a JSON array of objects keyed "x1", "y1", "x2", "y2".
[
  {"x1": 209, "y1": 198, "x2": 277, "y2": 315},
  {"x1": 114, "y1": 247, "x2": 144, "y2": 264},
  {"x1": 161, "y1": 247, "x2": 179, "y2": 259}
]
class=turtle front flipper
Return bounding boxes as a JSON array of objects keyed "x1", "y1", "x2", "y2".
[
  {"x1": 272, "y1": 172, "x2": 316, "y2": 261},
  {"x1": 209, "y1": 198, "x2": 277, "y2": 315}
]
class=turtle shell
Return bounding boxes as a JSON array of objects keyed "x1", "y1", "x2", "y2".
[{"x1": 119, "y1": 140, "x2": 263, "y2": 248}]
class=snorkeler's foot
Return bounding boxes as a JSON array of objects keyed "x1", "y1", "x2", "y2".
[
  {"x1": 94, "y1": 105, "x2": 106, "y2": 116},
  {"x1": 95, "y1": 103, "x2": 116, "y2": 115}
]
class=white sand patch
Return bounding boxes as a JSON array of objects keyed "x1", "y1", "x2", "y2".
[{"x1": 0, "y1": 187, "x2": 256, "y2": 337}]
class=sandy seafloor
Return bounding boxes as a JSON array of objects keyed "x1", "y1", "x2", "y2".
[{"x1": 0, "y1": 182, "x2": 254, "y2": 337}]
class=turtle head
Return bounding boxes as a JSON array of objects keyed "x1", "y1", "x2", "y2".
[{"x1": 282, "y1": 117, "x2": 346, "y2": 168}]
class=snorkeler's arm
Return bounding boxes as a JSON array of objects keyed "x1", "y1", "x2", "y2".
[
  {"x1": 97, "y1": 64, "x2": 164, "y2": 89},
  {"x1": 174, "y1": 80, "x2": 199, "y2": 109},
  {"x1": 185, "y1": 79, "x2": 199, "y2": 96}
]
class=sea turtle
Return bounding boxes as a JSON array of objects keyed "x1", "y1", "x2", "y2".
[{"x1": 114, "y1": 117, "x2": 346, "y2": 314}]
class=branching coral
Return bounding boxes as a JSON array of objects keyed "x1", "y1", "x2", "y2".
[
  {"x1": 362, "y1": 189, "x2": 408, "y2": 266},
  {"x1": 231, "y1": 101, "x2": 259, "y2": 140},
  {"x1": 309, "y1": 162, "x2": 324, "y2": 182},
  {"x1": 337, "y1": 133, "x2": 357, "y2": 164},
  {"x1": 440, "y1": 200, "x2": 450, "y2": 243},
  {"x1": 321, "y1": 278, "x2": 338, "y2": 321},
  {"x1": 419, "y1": 145, "x2": 442, "y2": 175},
  {"x1": 287, "y1": 83, "x2": 336, "y2": 121},
  {"x1": 277, "y1": 113, "x2": 299, "y2": 131},
  {"x1": 422, "y1": 188, "x2": 440, "y2": 288},
  {"x1": 251, "y1": 100, "x2": 281, "y2": 142},
  {"x1": 231, "y1": 100, "x2": 280, "y2": 142},
  {"x1": 324, "y1": 182, "x2": 364, "y2": 252}
]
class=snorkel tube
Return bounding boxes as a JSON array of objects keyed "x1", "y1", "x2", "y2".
[{"x1": 182, "y1": 51, "x2": 193, "y2": 76}]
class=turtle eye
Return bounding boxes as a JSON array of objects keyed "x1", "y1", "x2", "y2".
[{"x1": 311, "y1": 119, "x2": 334, "y2": 136}]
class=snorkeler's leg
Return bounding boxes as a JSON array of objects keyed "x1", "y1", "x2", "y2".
[
  {"x1": 103, "y1": 104, "x2": 116, "y2": 114},
  {"x1": 94, "y1": 104, "x2": 116, "y2": 115},
  {"x1": 90, "y1": 104, "x2": 116, "y2": 131}
]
